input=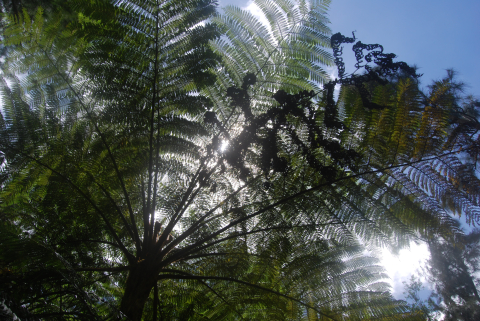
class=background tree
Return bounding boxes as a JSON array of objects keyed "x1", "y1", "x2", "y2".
[
  {"x1": 426, "y1": 228, "x2": 480, "y2": 320},
  {"x1": 0, "y1": 0, "x2": 479, "y2": 320},
  {"x1": 400, "y1": 227, "x2": 480, "y2": 321},
  {"x1": 402, "y1": 275, "x2": 440, "y2": 321}
]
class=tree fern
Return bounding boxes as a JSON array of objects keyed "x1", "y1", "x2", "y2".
[{"x1": 1, "y1": 1, "x2": 474, "y2": 320}]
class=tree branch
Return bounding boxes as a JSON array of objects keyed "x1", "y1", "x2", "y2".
[
  {"x1": 92, "y1": 176, "x2": 142, "y2": 253},
  {"x1": 157, "y1": 175, "x2": 261, "y2": 258},
  {"x1": 145, "y1": 6, "x2": 161, "y2": 250}
]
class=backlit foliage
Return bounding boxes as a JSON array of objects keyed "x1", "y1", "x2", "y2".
[{"x1": 0, "y1": 0, "x2": 478, "y2": 320}]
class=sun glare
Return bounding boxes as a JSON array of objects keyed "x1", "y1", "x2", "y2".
[
  {"x1": 381, "y1": 242, "x2": 431, "y2": 299},
  {"x1": 220, "y1": 140, "x2": 229, "y2": 152}
]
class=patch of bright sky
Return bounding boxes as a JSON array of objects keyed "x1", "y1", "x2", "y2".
[
  {"x1": 216, "y1": 0, "x2": 479, "y2": 300},
  {"x1": 381, "y1": 242, "x2": 431, "y2": 300}
]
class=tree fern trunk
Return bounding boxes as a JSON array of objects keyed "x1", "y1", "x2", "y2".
[{"x1": 120, "y1": 262, "x2": 159, "y2": 321}]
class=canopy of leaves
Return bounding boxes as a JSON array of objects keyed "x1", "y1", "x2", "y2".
[{"x1": 0, "y1": 0, "x2": 479, "y2": 320}]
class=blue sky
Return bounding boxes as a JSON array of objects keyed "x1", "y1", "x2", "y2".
[
  {"x1": 219, "y1": 0, "x2": 480, "y2": 97},
  {"x1": 328, "y1": 0, "x2": 480, "y2": 96}
]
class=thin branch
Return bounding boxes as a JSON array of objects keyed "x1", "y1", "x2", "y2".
[
  {"x1": 155, "y1": 165, "x2": 204, "y2": 252},
  {"x1": 160, "y1": 160, "x2": 226, "y2": 250},
  {"x1": 92, "y1": 176, "x2": 142, "y2": 253},
  {"x1": 145, "y1": 17, "x2": 160, "y2": 249},
  {"x1": 150, "y1": 106, "x2": 162, "y2": 249},
  {"x1": 158, "y1": 175, "x2": 261, "y2": 257},
  {"x1": 166, "y1": 157, "x2": 227, "y2": 231}
]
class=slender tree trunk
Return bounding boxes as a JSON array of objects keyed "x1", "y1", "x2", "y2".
[{"x1": 120, "y1": 261, "x2": 159, "y2": 321}]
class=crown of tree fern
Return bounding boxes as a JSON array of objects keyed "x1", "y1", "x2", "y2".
[{"x1": 0, "y1": 1, "x2": 478, "y2": 320}]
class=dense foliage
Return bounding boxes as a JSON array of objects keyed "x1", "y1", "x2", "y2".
[{"x1": 0, "y1": 0, "x2": 479, "y2": 320}]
